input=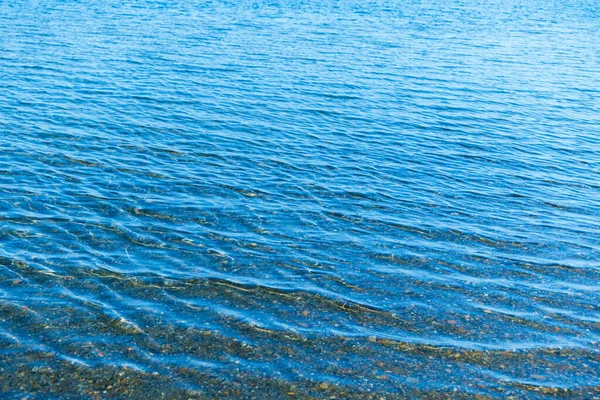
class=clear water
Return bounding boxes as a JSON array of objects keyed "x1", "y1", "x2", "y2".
[{"x1": 1, "y1": 0, "x2": 600, "y2": 398}]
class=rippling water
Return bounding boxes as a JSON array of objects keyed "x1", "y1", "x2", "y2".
[{"x1": 1, "y1": 0, "x2": 600, "y2": 398}]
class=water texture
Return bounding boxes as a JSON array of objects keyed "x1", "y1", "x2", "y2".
[{"x1": 1, "y1": 0, "x2": 600, "y2": 398}]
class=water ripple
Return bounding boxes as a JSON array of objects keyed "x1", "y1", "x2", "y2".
[{"x1": 1, "y1": 0, "x2": 600, "y2": 398}]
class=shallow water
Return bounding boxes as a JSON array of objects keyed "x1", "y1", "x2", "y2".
[{"x1": 1, "y1": 0, "x2": 600, "y2": 398}]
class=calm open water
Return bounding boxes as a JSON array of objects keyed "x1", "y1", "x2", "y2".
[{"x1": 1, "y1": 0, "x2": 600, "y2": 398}]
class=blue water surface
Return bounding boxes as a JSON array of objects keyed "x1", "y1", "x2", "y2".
[{"x1": 1, "y1": 0, "x2": 600, "y2": 398}]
